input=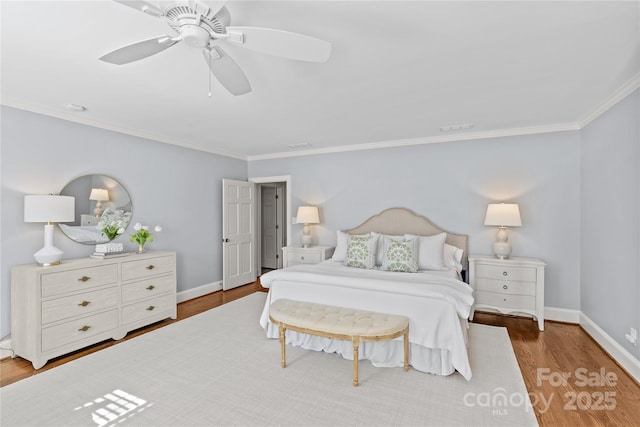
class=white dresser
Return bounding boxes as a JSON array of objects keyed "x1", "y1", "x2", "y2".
[
  {"x1": 468, "y1": 255, "x2": 545, "y2": 331},
  {"x1": 282, "y1": 246, "x2": 335, "y2": 268},
  {"x1": 11, "y1": 251, "x2": 177, "y2": 369}
]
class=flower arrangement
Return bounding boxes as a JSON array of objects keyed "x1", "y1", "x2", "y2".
[
  {"x1": 97, "y1": 209, "x2": 129, "y2": 240},
  {"x1": 130, "y1": 222, "x2": 162, "y2": 253}
]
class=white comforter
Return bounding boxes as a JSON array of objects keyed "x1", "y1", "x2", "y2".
[{"x1": 259, "y1": 261, "x2": 475, "y2": 380}]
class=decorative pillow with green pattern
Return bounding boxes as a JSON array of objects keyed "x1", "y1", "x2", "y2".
[
  {"x1": 344, "y1": 235, "x2": 378, "y2": 269},
  {"x1": 381, "y1": 236, "x2": 419, "y2": 272}
]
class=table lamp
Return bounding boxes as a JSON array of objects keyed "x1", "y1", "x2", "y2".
[
  {"x1": 24, "y1": 194, "x2": 75, "y2": 266},
  {"x1": 90, "y1": 188, "x2": 109, "y2": 216},
  {"x1": 296, "y1": 206, "x2": 320, "y2": 247},
  {"x1": 484, "y1": 203, "x2": 522, "y2": 259}
]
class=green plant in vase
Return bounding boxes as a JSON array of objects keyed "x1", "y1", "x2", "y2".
[
  {"x1": 97, "y1": 208, "x2": 128, "y2": 240},
  {"x1": 130, "y1": 222, "x2": 162, "y2": 253}
]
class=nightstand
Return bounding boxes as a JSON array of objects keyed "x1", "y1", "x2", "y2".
[
  {"x1": 468, "y1": 255, "x2": 546, "y2": 331},
  {"x1": 282, "y1": 246, "x2": 335, "y2": 268}
]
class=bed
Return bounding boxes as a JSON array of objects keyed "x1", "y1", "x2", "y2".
[{"x1": 259, "y1": 208, "x2": 475, "y2": 380}]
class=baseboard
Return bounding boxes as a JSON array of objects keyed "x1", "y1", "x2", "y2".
[
  {"x1": 545, "y1": 306, "x2": 580, "y2": 324},
  {"x1": 0, "y1": 338, "x2": 14, "y2": 359},
  {"x1": 176, "y1": 281, "x2": 222, "y2": 303},
  {"x1": 579, "y1": 312, "x2": 640, "y2": 383}
]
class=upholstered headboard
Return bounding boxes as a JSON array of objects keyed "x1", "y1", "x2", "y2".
[{"x1": 345, "y1": 207, "x2": 469, "y2": 271}]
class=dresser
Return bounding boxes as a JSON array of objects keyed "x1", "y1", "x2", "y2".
[
  {"x1": 11, "y1": 251, "x2": 177, "y2": 369},
  {"x1": 282, "y1": 246, "x2": 335, "y2": 268},
  {"x1": 468, "y1": 255, "x2": 545, "y2": 331}
]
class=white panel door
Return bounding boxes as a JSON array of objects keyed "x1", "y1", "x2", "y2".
[{"x1": 222, "y1": 179, "x2": 256, "y2": 290}]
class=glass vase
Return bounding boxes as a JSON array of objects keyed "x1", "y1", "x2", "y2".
[{"x1": 137, "y1": 243, "x2": 145, "y2": 254}]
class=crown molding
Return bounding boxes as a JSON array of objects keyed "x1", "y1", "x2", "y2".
[
  {"x1": 578, "y1": 73, "x2": 640, "y2": 129},
  {"x1": 247, "y1": 122, "x2": 579, "y2": 161},
  {"x1": 0, "y1": 98, "x2": 247, "y2": 161}
]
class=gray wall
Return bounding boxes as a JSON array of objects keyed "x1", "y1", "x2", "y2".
[
  {"x1": 580, "y1": 89, "x2": 640, "y2": 359},
  {"x1": 249, "y1": 131, "x2": 582, "y2": 311},
  {"x1": 0, "y1": 106, "x2": 247, "y2": 339}
]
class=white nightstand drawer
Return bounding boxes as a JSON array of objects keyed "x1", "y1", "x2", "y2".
[
  {"x1": 41, "y1": 264, "x2": 118, "y2": 298},
  {"x1": 122, "y1": 275, "x2": 175, "y2": 303},
  {"x1": 475, "y1": 291, "x2": 536, "y2": 311},
  {"x1": 476, "y1": 264, "x2": 536, "y2": 282},
  {"x1": 121, "y1": 294, "x2": 176, "y2": 325},
  {"x1": 41, "y1": 309, "x2": 119, "y2": 351},
  {"x1": 122, "y1": 255, "x2": 174, "y2": 282},
  {"x1": 287, "y1": 251, "x2": 322, "y2": 265},
  {"x1": 475, "y1": 278, "x2": 536, "y2": 296},
  {"x1": 41, "y1": 286, "x2": 118, "y2": 324}
]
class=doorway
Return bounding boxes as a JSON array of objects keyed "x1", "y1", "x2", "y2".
[{"x1": 250, "y1": 175, "x2": 292, "y2": 274}]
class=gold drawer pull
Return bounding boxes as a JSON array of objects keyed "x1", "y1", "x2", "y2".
[
  {"x1": 146, "y1": 265, "x2": 155, "y2": 270},
  {"x1": 78, "y1": 276, "x2": 91, "y2": 282},
  {"x1": 78, "y1": 325, "x2": 91, "y2": 332},
  {"x1": 300, "y1": 256, "x2": 305, "y2": 260},
  {"x1": 146, "y1": 305, "x2": 155, "y2": 311},
  {"x1": 78, "y1": 301, "x2": 91, "y2": 307},
  {"x1": 502, "y1": 271, "x2": 508, "y2": 276},
  {"x1": 503, "y1": 284, "x2": 508, "y2": 290},
  {"x1": 146, "y1": 285, "x2": 155, "y2": 291}
]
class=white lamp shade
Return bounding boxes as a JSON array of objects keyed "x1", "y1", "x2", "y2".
[
  {"x1": 484, "y1": 203, "x2": 522, "y2": 227},
  {"x1": 296, "y1": 206, "x2": 320, "y2": 224},
  {"x1": 24, "y1": 195, "x2": 75, "y2": 223},
  {"x1": 89, "y1": 188, "x2": 109, "y2": 201}
]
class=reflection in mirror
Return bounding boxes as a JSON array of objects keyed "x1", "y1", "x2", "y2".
[{"x1": 59, "y1": 175, "x2": 133, "y2": 245}]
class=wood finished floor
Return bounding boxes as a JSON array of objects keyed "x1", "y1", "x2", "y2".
[{"x1": 1, "y1": 279, "x2": 639, "y2": 426}]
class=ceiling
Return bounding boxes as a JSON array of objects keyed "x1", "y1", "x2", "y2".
[{"x1": 2, "y1": 1, "x2": 638, "y2": 160}]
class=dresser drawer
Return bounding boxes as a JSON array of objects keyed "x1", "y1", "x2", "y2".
[
  {"x1": 41, "y1": 287, "x2": 118, "y2": 324},
  {"x1": 475, "y1": 278, "x2": 536, "y2": 296},
  {"x1": 122, "y1": 255, "x2": 174, "y2": 282},
  {"x1": 475, "y1": 291, "x2": 536, "y2": 311},
  {"x1": 41, "y1": 310, "x2": 119, "y2": 351},
  {"x1": 41, "y1": 264, "x2": 118, "y2": 298},
  {"x1": 121, "y1": 294, "x2": 176, "y2": 325},
  {"x1": 475, "y1": 264, "x2": 536, "y2": 282},
  {"x1": 287, "y1": 251, "x2": 322, "y2": 265},
  {"x1": 122, "y1": 275, "x2": 175, "y2": 304}
]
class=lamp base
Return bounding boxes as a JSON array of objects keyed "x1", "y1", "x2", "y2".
[
  {"x1": 492, "y1": 241, "x2": 512, "y2": 259},
  {"x1": 300, "y1": 234, "x2": 313, "y2": 248},
  {"x1": 34, "y1": 224, "x2": 64, "y2": 266},
  {"x1": 34, "y1": 246, "x2": 64, "y2": 266}
]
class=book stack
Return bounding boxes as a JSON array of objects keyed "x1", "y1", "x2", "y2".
[{"x1": 91, "y1": 242, "x2": 131, "y2": 259}]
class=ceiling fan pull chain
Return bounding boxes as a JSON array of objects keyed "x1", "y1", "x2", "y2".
[{"x1": 208, "y1": 50, "x2": 212, "y2": 98}]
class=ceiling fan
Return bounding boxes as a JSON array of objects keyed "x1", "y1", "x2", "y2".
[{"x1": 99, "y1": 0, "x2": 332, "y2": 96}]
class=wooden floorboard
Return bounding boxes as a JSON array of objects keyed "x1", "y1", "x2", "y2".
[{"x1": 1, "y1": 280, "x2": 639, "y2": 426}]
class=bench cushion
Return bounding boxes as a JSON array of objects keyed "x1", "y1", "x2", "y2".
[{"x1": 270, "y1": 299, "x2": 408, "y2": 337}]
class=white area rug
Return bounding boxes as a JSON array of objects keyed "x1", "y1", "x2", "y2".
[{"x1": 1, "y1": 293, "x2": 537, "y2": 426}]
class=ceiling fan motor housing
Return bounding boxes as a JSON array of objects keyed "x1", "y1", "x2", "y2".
[{"x1": 164, "y1": 2, "x2": 230, "y2": 46}]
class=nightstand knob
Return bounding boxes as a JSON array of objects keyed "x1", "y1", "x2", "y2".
[
  {"x1": 503, "y1": 284, "x2": 508, "y2": 290},
  {"x1": 301, "y1": 256, "x2": 305, "y2": 260},
  {"x1": 502, "y1": 271, "x2": 508, "y2": 276}
]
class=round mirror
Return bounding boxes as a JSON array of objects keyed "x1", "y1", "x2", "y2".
[{"x1": 59, "y1": 175, "x2": 133, "y2": 245}]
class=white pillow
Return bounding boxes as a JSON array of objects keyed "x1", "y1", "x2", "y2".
[
  {"x1": 404, "y1": 233, "x2": 447, "y2": 270},
  {"x1": 344, "y1": 234, "x2": 378, "y2": 269},
  {"x1": 371, "y1": 232, "x2": 404, "y2": 265},
  {"x1": 331, "y1": 230, "x2": 350, "y2": 262},
  {"x1": 444, "y1": 243, "x2": 464, "y2": 272},
  {"x1": 380, "y1": 236, "x2": 419, "y2": 273}
]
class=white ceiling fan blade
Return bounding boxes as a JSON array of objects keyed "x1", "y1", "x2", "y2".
[
  {"x1": 199, "y1": 1, "x2": 227, "y2": 17},
  {"x1": 99, "y1": 36, "x2": 181, "y2": 65},
  {"x1": 224, "y1": 26, "x2": 331, "y2": 63},
  {"x1": 113, "y1": 0, "x2": 164, "y2": 17},
  {"x1": 203, "y1": 47, "x2": 251, "y2": 96}
]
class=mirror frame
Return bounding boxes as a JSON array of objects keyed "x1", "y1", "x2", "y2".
[{"x1": 59, "y1": 174, "x2": 133, "y2": 245}]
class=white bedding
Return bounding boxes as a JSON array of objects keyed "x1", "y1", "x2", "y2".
[{"x1": 259, "y1": 260, "x2": 475, "y2": 380}]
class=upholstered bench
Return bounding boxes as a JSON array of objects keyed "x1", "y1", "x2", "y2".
[{"x1": 269, "y1": 298, "x2": 409, "y2": 386}]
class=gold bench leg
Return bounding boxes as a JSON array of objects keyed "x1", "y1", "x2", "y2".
[
  {"x1": 403, "y1": 329, "x2": 409, "y2": 371},
  {"x1": 353, "y1": 336, "x2": 360, "y2": 387},
  {"x1": 279, "y1": 323, "x2": 287, "y2": 368}
]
